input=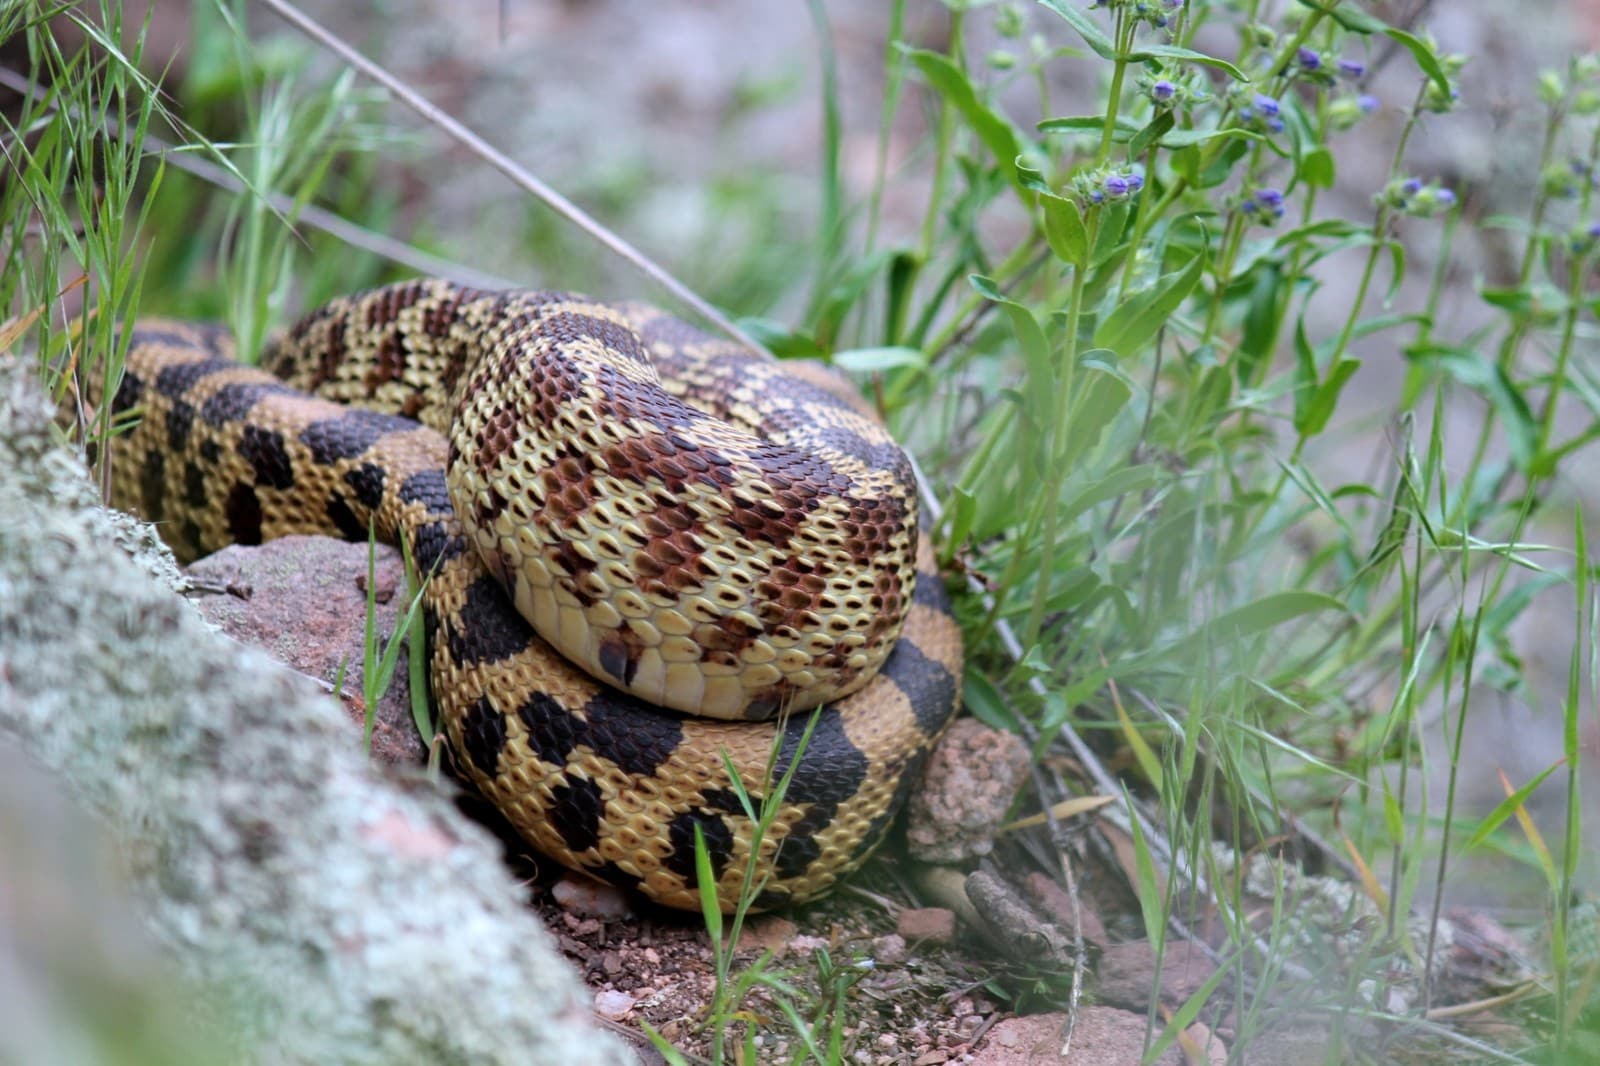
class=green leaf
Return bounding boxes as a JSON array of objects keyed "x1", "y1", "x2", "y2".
[
  {"x1": 970, "y1": 273, "x2": 1052, "y2": 388},
  {"x1": 964, "y1": 668, "x2": 1020, "y2": 731},
  {"x1": 1295, "y1": 357, "x2": 1361, "y2": 438},
  {"x1": 1129, "y1": 110, "x2": 1175, "y2": 157},
  {"x1": 1060, "y1": 361, "x2": 1133, "y2": 465},
  {"x1": 1128, "y1": 43, "x2": 1246, "y2": 81},
  {"x1": 1385, "y1": 27, "x2": 1452, "y2": 96},
  {"x1": 1038, "y1": 114, "x2": 1141, "y2": 136},
  {"x1": 1090, "y1": 201, "x2": 1132, "y2": 268},
  {"x1": 1060, "y1": 464, "x2": 1163, "y2": 522},
  {"x1": 1163, "y1": 591, "x2": 1349, "y2": 661},
  {"x1": 1034, "y1": 0, "x2": 1118, "y2": 60},
  {"x1": 1124, "y1": 790, "x2": 1167, "y2": 950},
  {"x1": 904, "y1": 48, "x2": 1028, "y2": 194},
  {"x1": 1461, "y1": 761, "x2": 1562, "y2": 853},
  {"x1": 1041, "y1": 191, "x2": 1088, "y2": 267},
  {"x1": 1301, "y1": 145, "x2": 1336, "y2": 188},
  {"x1": 1304, "y1": 0, "x2": 1388, "y2": 34},
  {"x1": 1405, "y1": 343, "x2": 1538, "y2": 470},
  {"x1": 1093, "y1": 252, "x2": 1203, "y2": 355},
  {"x1": 1139, "y1": 954, "x2": 1232, "y2": 1065},
  {"x1": 1157, "y1": 125, "x2": 1261, "y2": 150}
]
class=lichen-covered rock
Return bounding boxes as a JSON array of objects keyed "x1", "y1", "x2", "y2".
[{"x1": 0, "y1": 356, "x2": 630, "y2": 1065}]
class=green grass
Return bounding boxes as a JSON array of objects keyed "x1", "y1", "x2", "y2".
[{"x1": 7, "y1": 0, "x2": 1600, "y2": 1062}]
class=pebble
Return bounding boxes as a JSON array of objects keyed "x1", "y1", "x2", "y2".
[{"x1": 593, "y1": 989, "x2": 635, "y2": 1021}]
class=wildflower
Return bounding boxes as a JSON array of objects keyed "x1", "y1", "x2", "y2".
[
  {"x1": 1329, "y1": 93, "x2": 1378, "y2": 131},
  {"x1": 1253, "y1": 93, "x2": 1281, "y2": 117},
  {"x1": 1152, "y1": 79, "x2": 1176, "y2": 102},
  {"x1": 1297, "y1": 47, "x2": 1321, "y2": 72},
  {"x1": 1381, "y1": 176, "x2": 1457, "y2": 217},
  {"x1": 1338, "y1": 58, "x2": 1366, "y2": 80},
  {"x1": 1103, "y1": 173, "x2": 1130, "y2": 199},
  {"x1": 1239, "y1": 188, "x2": 1285, "y2": 225}
]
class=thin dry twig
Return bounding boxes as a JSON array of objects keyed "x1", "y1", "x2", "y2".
[{"x1": 256, "y1": 0, "x2": 770, "y2": 355}]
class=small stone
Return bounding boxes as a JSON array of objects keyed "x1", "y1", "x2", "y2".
[
  {"x1": 550, "y1": 875, "x2": 634, "y2": 918},
  {"x1": 593, "y1": 989, "x2": 635, "y2": 1021},
  {"x1": 898, "y1": 907, "x2": 957, "y2": 944},
  {"x1": 790, "y1": 934, "x2": 829, "y2": 954},
  {"x1": 736, "y1": 915, "x2": 797, "y2": 955},
  {"x1": 872, "y1": 933, "x2": 907, "y2": 966}
]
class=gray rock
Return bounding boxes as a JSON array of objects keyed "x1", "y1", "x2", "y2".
[{"x1": 0, "y1": 355, "x2": 630, "y2": 1064}]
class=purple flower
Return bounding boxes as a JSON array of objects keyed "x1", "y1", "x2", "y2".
[
  {"x1": 1254, "y1": 187, "x2": 1284, "y2": 208},
  {"x1": 1104, "y1": 174, "x2": 1130, "y2": 198},
  {"x1": 1254, "y1": 93, "x2": 1281, "y2": 117},
  {"x1": 1241, "y1": 198, "x2": 1259, "y2": 214},
  {"x1": 1435, "y1": 188, "x2": 1456, "y2": 206},
  {"x1": 1125, "y1": 171, "x2": 1145, "y2": 192},
  {"x1": 1358, "y1": 94, "x2": 1379, "y2": 113},
  {"x1": 1401, "y1": 178, "x2": 1423, "y2": 196},
  {"x1": 1267, "y1": 117, "x2": 1285, "y2": 134},
  {"x1": 1153, "y1": 79, "x2": 1176, "y2": 101},
  {"x1": 1297, "y1": 47, "x2": 1321, "y2": 71},
  {"x1": 1338, "y1": 59, "x2": 1366, "y2": 80},
  {"x1": 1588, "y1": 221, "x2": 1600, "y2": 239}
]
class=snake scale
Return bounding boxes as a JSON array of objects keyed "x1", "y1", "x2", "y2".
[{"x1": 98, "y1": 279, "x2": 963, "y2": 911}]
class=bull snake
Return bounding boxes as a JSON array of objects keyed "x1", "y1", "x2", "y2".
[{"x1": 98, "y1": 279, "x2": 963, "y2": 911}]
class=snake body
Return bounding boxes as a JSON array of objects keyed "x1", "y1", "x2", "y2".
[{"x1": 101, "y1": 280, "x2": 962, "y2": 911}]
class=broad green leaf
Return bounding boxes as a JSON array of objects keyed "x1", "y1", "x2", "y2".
[
  {"x1": 1034, "y1": 0, "x2": 1118, "y2": 60},
  {"x1": 1093, "y1": 252, "x2": 1204, "y2": 355},
  {"x1": 1157, "y1": 125, "x2": 1261, "y2": 150},
  {"x1": 1041, "y1": 191, "x2": 1088, "y2": 267},
  {"x1": 1129, "y1": 110, "x2": 1175, "y2": 157},
  {"x1": 1060, "y1": 362, "x2": 1133, "y2": 465},
  {"x1": 1405, "y1": 343, "x2": 1537, "y2": 470},
  {"x1": 1164, "y1": 591, "x2": 1348, "y2": 661},
  {"x1": 1385, "y1": 27, "x2": 1452, "y2": 95},
  {"x1": 964, "y1": 668, "x2": 1019, "y2": 731},
  {"x1": 905, "y1": 48, "x2": 1028, "y2": 193},
  {"x1": 1060, "y1": 464, "x2": 1163, "y2": 522},
  {"x1": 1038, "y1": 114, "x2": 1141, "y2": 136},
  {"x1": 1301, "y1": 146, "x2": 1336, "y2": 188},
  {"x1": 1295, "y1": 357, "x2": 1361, "y2": 437},
  {"x1": 1128, "y1": 43, "x2": 1246, "y2": 80},
  {"x1": 970, "y1": 274, "x2": 1051, "y2": 388},
  {"x1": 1305, "y1": 0, "x2": 1388, "y2": 34}
]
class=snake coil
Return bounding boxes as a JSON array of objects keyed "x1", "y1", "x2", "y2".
[{"x1": 101, "y1": 280, "x2": 963, "y2": 911}]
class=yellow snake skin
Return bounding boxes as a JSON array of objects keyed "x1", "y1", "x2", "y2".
[{"x1": 98, "y1": 280, "x2": 963, "y2": 911}]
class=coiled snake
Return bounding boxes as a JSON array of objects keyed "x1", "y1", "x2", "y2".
[{"x1": 99, "y1": 280, "x2": 963, "y2": 911}]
